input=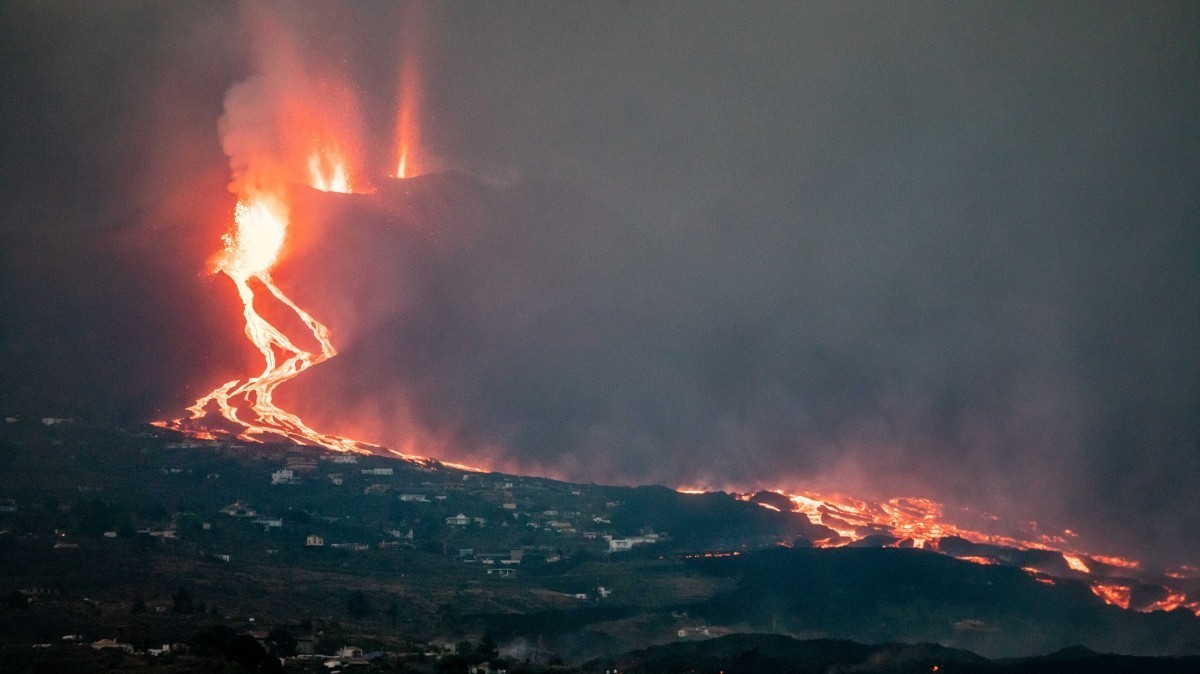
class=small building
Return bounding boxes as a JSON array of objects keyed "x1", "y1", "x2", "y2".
[
  {"x1": 362, "y1": 467, "x2": 394, "y2": 476},
  {"x1": 486, "y1": 567, "x2": 516, "y2": 578},
  {"x1": 220, "y1": 501, "x2": 257, "y2": 518},
  {"x1": 337, "y1": 645, "x2": 364, "y2": 658},
  {"x1": 606, "y1": 535, "x2": 659, "y2": 552},
  {"x1": 294, "y1": 636, "x2": 316, "y2": 655},
  {"x1": 330, "y1": 542, "x2": 368, "y2": 551},
  {"x1": 446, "y1": 513, "x2": 470, "y2": 526},
  {"x1": 91, "y1": 639, "x2": 134, "y2": 653},
  {"x1": 285, "y1": 456, "x2": 318, "y2": 472},
  {"x1": 305, "y1": 534, "x2": 325, "y2": 547}
]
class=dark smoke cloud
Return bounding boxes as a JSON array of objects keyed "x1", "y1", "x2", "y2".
[{"x1": 1, "y1": 2, "x2": 1197, "y2": 567}]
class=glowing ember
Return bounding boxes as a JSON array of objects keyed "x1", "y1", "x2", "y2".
[
  {"x1": 1144, "y1": 591, "x2": 1189, "y2": 613},
  {"x1": 1092, "y1": 554, "x2": 1141, "y2": 571},
  {"x1": 1063, "y1": 554, "x2": 1091, "y2": 574},
  {"x1": 1166, "y1": 565, "x2": 1198, "y2": 579},
  {"x1": 1090, "y1": 582, "x2": 1132, "y2": 609}
]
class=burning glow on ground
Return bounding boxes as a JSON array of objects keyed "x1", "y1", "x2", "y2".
[
  {"x1": 1144, "y1": 592, "x2": 1189, "y2": 613},
  {"x1": 1063, "y1": 554, "x2": 1091, "y2": 574},
  {"x1": 683, "y1": 487, "x2": 1200, "y2": 617},
  {"x1": 164, "y1": 186, "x2": 382, "y2": 454},
  {"x1": 1090, "y1": 582, "x2": 1132, "y2": 610}
]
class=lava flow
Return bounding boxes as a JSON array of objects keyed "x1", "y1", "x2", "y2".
[
  {"x1": 160, "y1": 186, "x2": 378, "y2": 454},
  {"x1": 157, "y1": 9, "x2": 478, "y2": 468},
  {"x1": 707, "y1": 487, "x2": 1200, "y2": 618}
]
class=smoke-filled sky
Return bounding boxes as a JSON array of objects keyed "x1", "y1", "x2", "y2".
[{"x1": 1, "y1": 2, "x2": 1197, "y2": 566}]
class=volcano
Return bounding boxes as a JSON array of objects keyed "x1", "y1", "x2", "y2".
[{"x1": 157, "y1": 172, "x2": 1200, "y2": 626}]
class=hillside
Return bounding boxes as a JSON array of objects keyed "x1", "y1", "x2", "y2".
[{"x1": 0, "y1": 419, "x2": 1198, "y2": 671}]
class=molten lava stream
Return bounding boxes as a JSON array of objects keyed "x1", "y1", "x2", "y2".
[
  {"x1": 164, "y1": 192, "x2": 376, "y2": 454},
  {"x1": 181, "y1": 271, "x2": 368, "y2": 453}
]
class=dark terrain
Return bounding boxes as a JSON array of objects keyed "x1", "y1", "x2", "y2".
[{"x1": 1, "y1": 418, "x2": 1198, "y2": 672}]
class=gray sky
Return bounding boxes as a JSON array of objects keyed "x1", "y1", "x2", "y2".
[{"x1": 1, "y1": 1, "x2": 1197, "y2": 566}]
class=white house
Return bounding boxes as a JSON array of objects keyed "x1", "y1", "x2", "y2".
[
  {"x1": 606, "y1": 535, "x2": 659, "y2": 552},
  {"x1": 220, "y1": 502, "x2": 257, "y2": 518},
  {"x1": 446, "y1": 513, "x2": 470, "y2": 526}
]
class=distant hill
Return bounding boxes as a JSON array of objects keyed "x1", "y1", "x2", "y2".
[
  {"x1": 685, "y1": 546, "x2": 1200, "y2": 657},
  {"x1": 584, "y1": 633, "x2": 1200, "y2": 674}
]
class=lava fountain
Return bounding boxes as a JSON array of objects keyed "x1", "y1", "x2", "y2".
[{"x1": 159, "y1": 14, "x2": 410, "y2": 456}]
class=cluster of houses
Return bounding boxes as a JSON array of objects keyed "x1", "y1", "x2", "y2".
[{"x1": 227, "y1": 453, "x2": 671, "y2": 565}]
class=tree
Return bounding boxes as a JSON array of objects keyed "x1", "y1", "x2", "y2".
[
  {"x1": 171, "y1": 586, "x2": 194, "y2": 613},
  {"x1": 475, "y1": 632, "x2": 498, "y2": 660},
  {"x1": 188, "y1": 625, "x2": 237, "y2": 657},
  {"x1": 130, "y1": 594, "x2": 146, "y2": 614},
  {"x1": 4, "y1": 591, "x2": 28, "y2": 610},
  {"x1": 265, "y1": 626, "x2": 296, "y2": 657},
  {"x1": 227, "y1": 634, "x2": 268, "y2": 670},
  {"x1": 385, "y1": 599, "x2": 401, "y2": 629},
  {"x1": 346, "y1": 590, "x2": 371, "y2": 618}
]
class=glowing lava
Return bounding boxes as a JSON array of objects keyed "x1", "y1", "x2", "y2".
[
  {"x1": 1089, "y1": 582, "x2": 1132, "y2": 610},
  {"x1": 393, "y1": 4, "x2": 425, "y2": 178},
  {"x1": 715, "y1": 487, "x2": 1200, "y2": 617},
  {"x1": 1063, "y1": 554, "x2": 1091, "y2": 574},
  {"x1": 158, "y1": 6, "x2": 464, "y2": 466},
  {"x1": 308, "y1": 149, "x2": 352, "y2": 193},
  {"x1": 164, "y1": 189, "x2": 377, "y2": 454}
]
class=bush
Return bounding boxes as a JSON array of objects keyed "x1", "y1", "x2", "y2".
[{"x1": 346, "y1": 590, "x2": 371, "y2": 618}]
